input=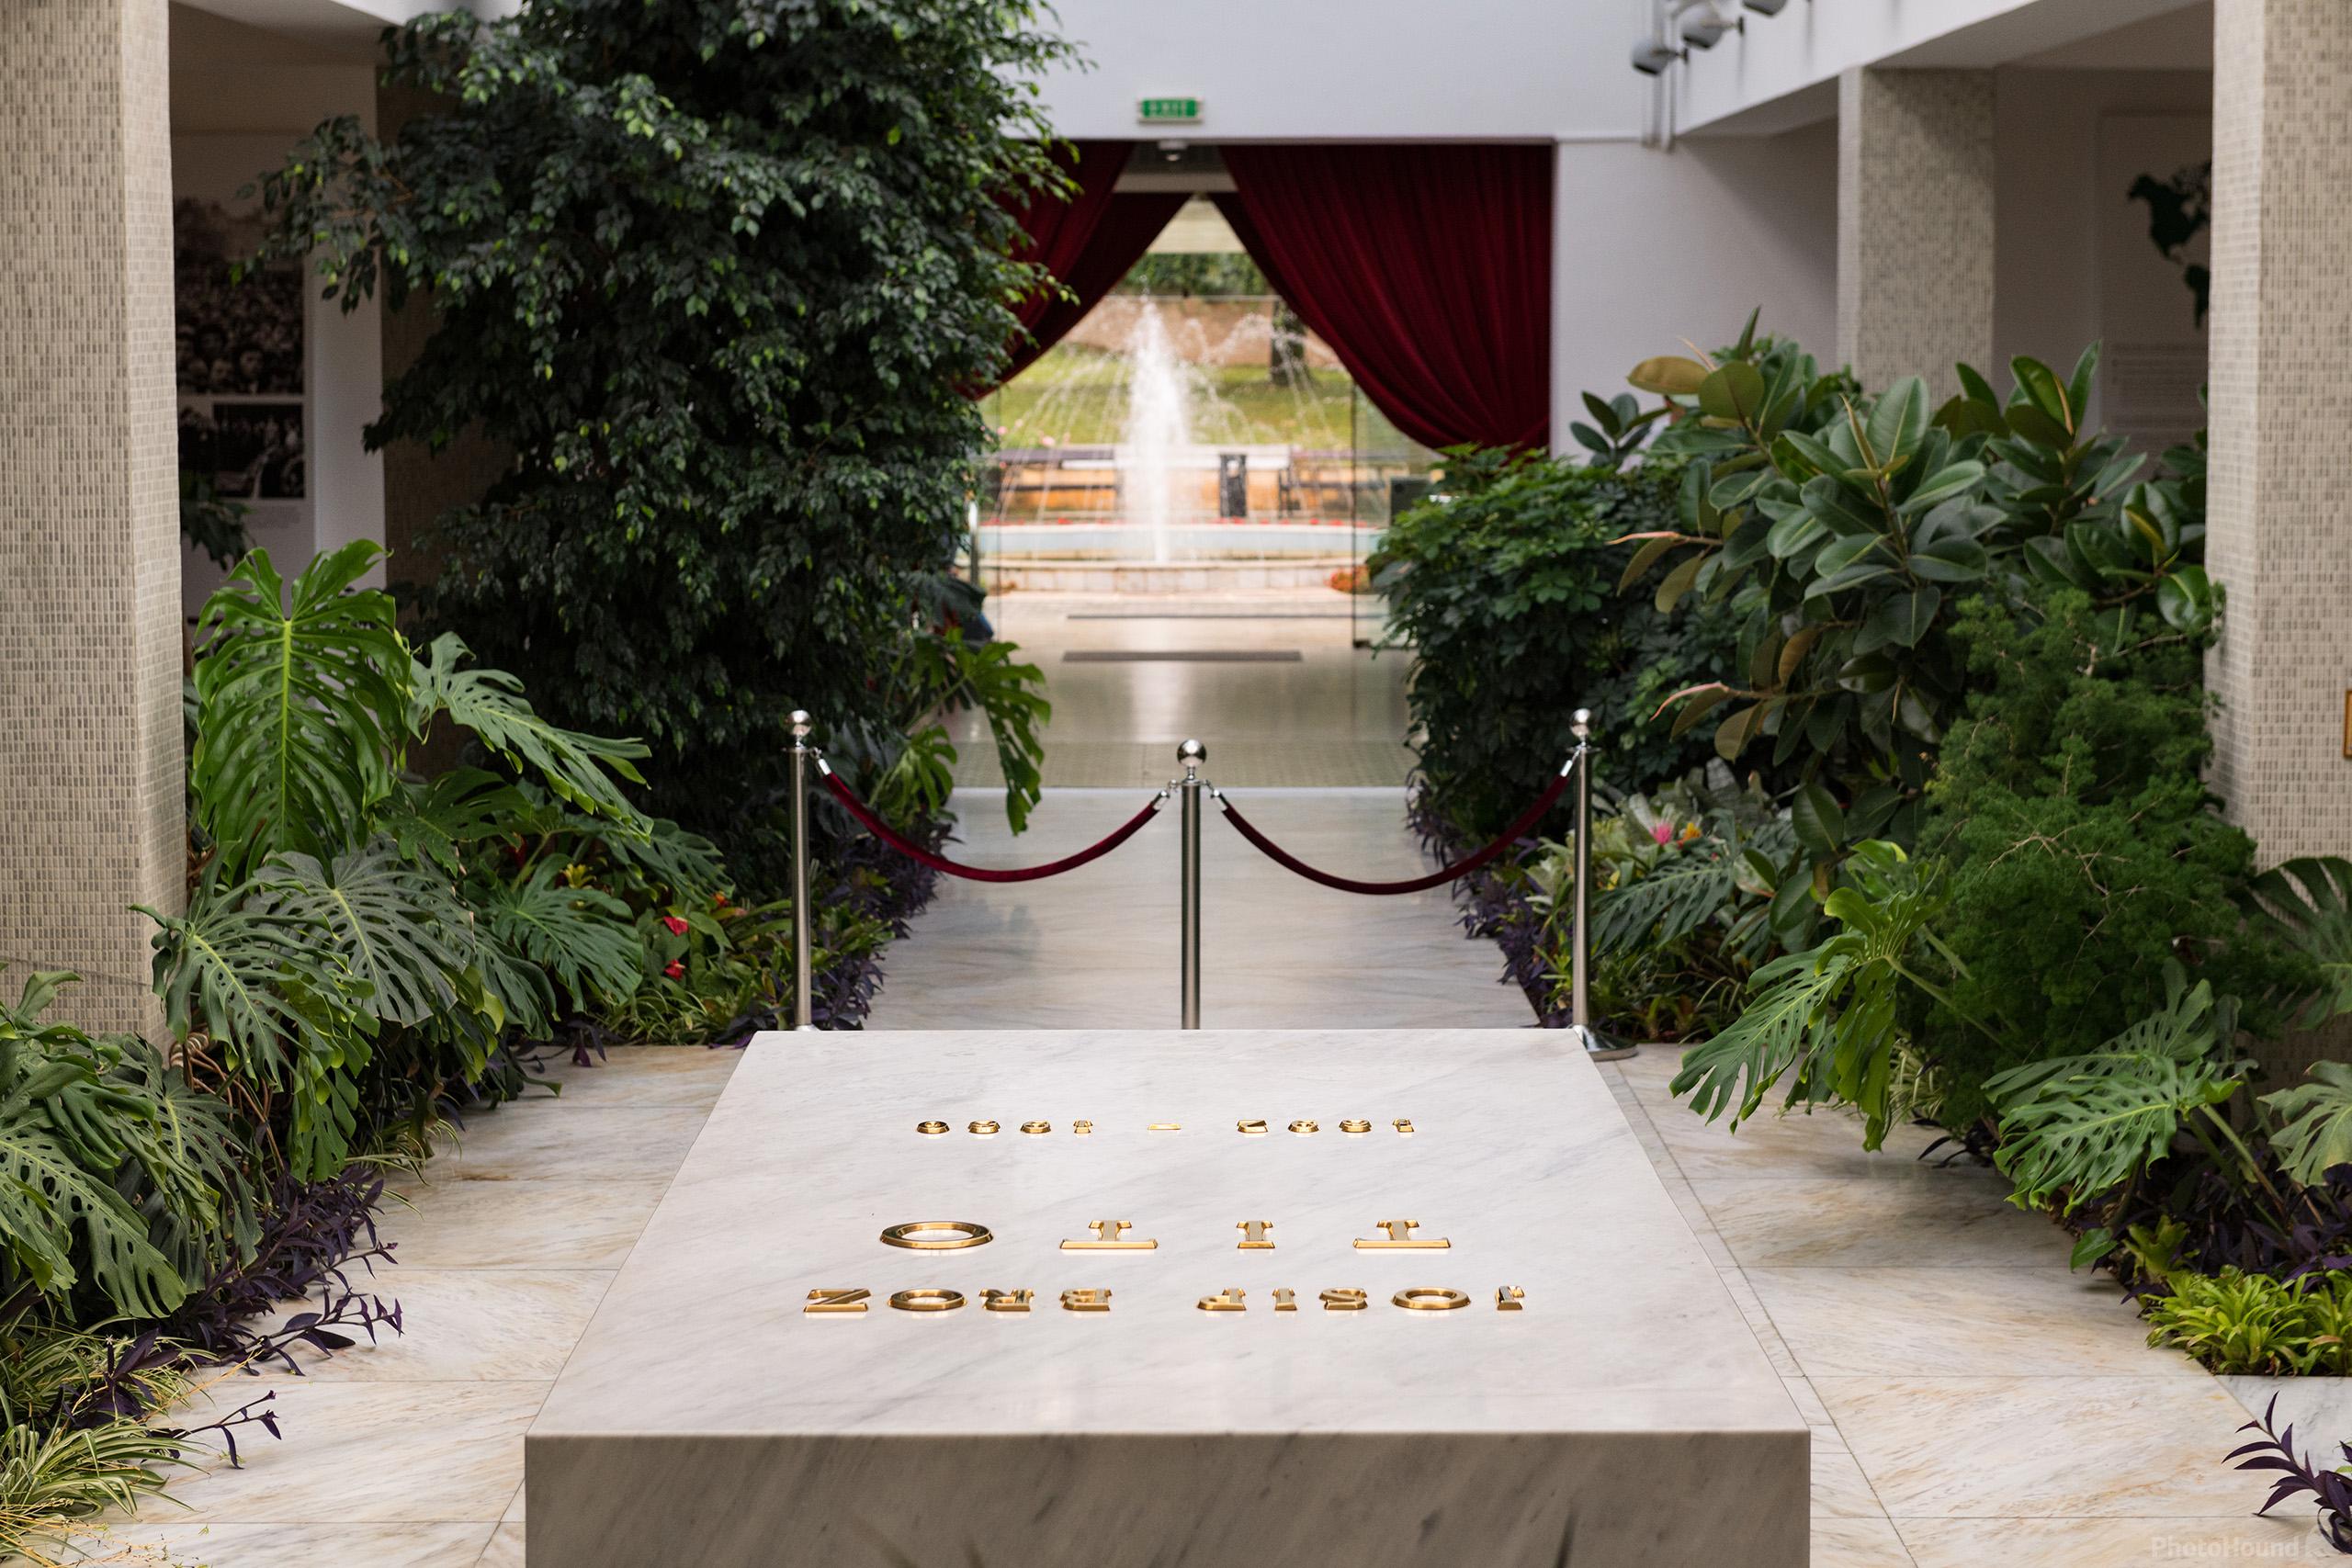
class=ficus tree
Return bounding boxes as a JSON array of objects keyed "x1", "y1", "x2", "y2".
[{"x1": 248, "y1": 0, "x2": 1070, "y2": 886}]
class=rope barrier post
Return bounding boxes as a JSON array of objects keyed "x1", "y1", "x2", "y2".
[
  {"x1": 790, "y1": 709, "x2": 817, "y2": 1032},
  {"x1": 1567, "y1": 708, "x2": 1637, "y2": 1062},
  {"x1": 1178, "y1": 739, "x2": 1205, "y2": 1030}
]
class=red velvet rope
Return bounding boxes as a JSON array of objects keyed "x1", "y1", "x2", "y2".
[
  {"x1": 820, "y1": 767, "x2": 1162, "y2": 884},
  {"x1": 1217, "y1": 761, "x2": 1576, "y2": 897}
]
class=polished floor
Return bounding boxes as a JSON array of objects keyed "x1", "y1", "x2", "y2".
[
  {"x1": 104, "y1": 592, "x2": 2340, "y2": 1563},
  {"x1": 106, "y1": 1045, "x2": 2337, "y2": 1566}
]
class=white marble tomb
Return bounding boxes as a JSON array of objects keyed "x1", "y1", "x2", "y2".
[{"x1": 526, "y1": 1030, "x2": 1808, "y2": 1566}]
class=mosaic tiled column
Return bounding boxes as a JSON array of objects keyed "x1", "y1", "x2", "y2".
[
  {"x1": 1836, "y1": 68, "x2": 1995, "y2": 401},
  {"x1": 0, "y1": 0, "x2": 181, "y2": 1034},
  {"x1": 2207, "y1": 0, "x2": 2352, "y2": 877}
]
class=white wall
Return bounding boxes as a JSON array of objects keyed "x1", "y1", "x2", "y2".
[
  {"x1": 1674, "y1": 0, "x2": 2207, "y2": 133},
  {"x1": 1032, "y1": 0, "x2": 1651, "y2": 141},
  {"x1": 1995, "y1": 68, "x2": 2211, "y2": 440},
  {"x1": 1555, "y1": 124, "x2": 1838, "y2": 417}
]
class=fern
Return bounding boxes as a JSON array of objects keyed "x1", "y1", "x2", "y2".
[{"x1": 187, "y1": 543, "x2": 410, "y2": 878}]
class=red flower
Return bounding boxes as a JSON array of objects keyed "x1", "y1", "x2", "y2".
[
  {"x1": 662, "y1": 960, "x2": 685, "y2": 979},
  {"x1": 712, "y1": 892, "x2": 729, "y2": 908},
  {"x1": 661, "y1": 915, "x2": 689, "y2": 936}
]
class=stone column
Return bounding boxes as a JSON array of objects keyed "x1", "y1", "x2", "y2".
[
  {"x1": 2206, "y1": 0, "x2": 2352, "y2": 871},
  {"x1": 0, "y1": 0, "x2": 182, "y2": 1034},
  {"x1": 1836, "y1": 67, "x2": 1996, "y2": 400}
]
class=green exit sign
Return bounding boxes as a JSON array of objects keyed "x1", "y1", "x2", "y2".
[{"x1": 1137, "y1": 96, "x2": 1202, "y2": 124}]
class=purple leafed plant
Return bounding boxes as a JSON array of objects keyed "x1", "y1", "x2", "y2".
[{"x1": 2228, "y1": 1394, "x2": 2352, "y2": 1553}]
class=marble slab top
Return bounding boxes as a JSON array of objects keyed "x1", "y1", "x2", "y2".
[{"x1": 531, "y1": 1030, "x2": 1804, "y2": 1442}]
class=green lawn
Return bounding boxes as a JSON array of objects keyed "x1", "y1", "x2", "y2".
[{"x1": 988, "y1": 350, "x2": 1363, "y2": 450}]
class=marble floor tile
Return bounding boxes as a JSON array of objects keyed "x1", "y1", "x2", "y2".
[
  {"x1": 1809, "y1": 1514, "x2": 1916, "y2": 1567},
  {"x1": 2219, "y1": 1374, "x2": 2352, "y2": 1450},
  {"x1": 246, "y1": 1269, "x2": 612, "y2": 1382},
  {"x1": 1810, "y1": 1445, "x2": 1884, "y2": 1517},
  {"x1": 1623, "y1": 1083, "x2": 1951, "y2": 1180},
  {"x1": 479, "y1": 1521, "x2": 525, "y2": 1567},
  {"x1": 1693, "y1": 1173, "x2": 2064, "y2": 1269},
  {"x1": 100, "y1": 1521, "x2": 498, "y2": 1567},
  {"x1": 1719, "y1": 1270, "x2": 1804, "y2": 1377},
  {"x1": 1894, "y1": 1515, "x2": 2335, "y2": 1565},
  {"x1": 376, "y1": 1179, "x2": 670, "y2": 1269},
  {"x1": 1782, "y1": 1377, "x2": 1836, "y2": 1428},
  {"x1": 524, "y1": 1043, "x2": 740, "y2": 1109},
  {"x1": 1747, "y1": 1267, "x2": 2202, "y2": 1379},
  {"x1": 153, "y1": 1381, "x2": 548, "y2": 1522},
  {"x1": 432, "y1": 1105, "x2": 711, "y2": 1181},
  {"x1": 1816, "y1": 1377, "x2": 2264, "y2": 1517}
]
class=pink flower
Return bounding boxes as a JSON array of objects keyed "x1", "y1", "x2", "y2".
[
  {"x1": 1650, "y1": 822, "x2": 1673, "y2": 845},
  {"x1": 661, "y1": 915, "x2": 688, "y2": 936},
  {"x1": 662, "y1": 960, "x2": 684, "y2": 980}
]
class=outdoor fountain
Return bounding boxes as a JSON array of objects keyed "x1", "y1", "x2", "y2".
[{"x1": 979, "y1": 292, "x2": 1429, "y2": 591}]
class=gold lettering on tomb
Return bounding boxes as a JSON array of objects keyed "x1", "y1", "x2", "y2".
[
  {"x1": 1354, "y1": 1218, "x2": 1449, "y2": 1250},
  {"x1": 1340, "y1": 1119, "x2": 1371, "y2": 1134},
  {"x1": 1319, "y1": 1288, "x2": 1369, "y2": 1312},
  {"x1": 1020, "y1": 1121, "x2": 1051, "y2": 1135},
  {"x1": 1072, "y1": 1120, "x2": 1094, "y2": 1134},
  {"x1": 1272, "y1": 1288, "x2": 1297, "y2": 1312},
  {"x1": 1148, "y1": 1122, "x2": 1182, "y2": 1132},
  {"x1": 1197, "y1": 1288, "x2": 1248, "y2": 1313},
  {"x1": 1392, "y1": 1119, "x2": 1415, "y2": 1135},
  {"x1": 916, "y1": 1121, "x2": 948, "y2": 1135},
  {"x1": 802, "y1": 1288, "x2": 869, "y2": 1314},
  {"x1": 1060, "y1": 1288, "x2": 1113, "y2": 1313},
  {"x1": 1061, "y1": 1219, "x2": 1158, "y2": 1251},
  {"x1": 1238, "y1": 1119, "x2": 1267, "y2": 1135},
  {"x1": 1288, "y1": 1119, "x2": 1318, "y2": 1134},
  {"x1": 1497, "y1": 1286, "x2": 1526, "y2": 1312},
  {"x1": 1394, "y1": 1287, "x2": 1472, "y2": 1312},
  {"x1": 879, "y1": 1220, "x2": 994, "y2": 1250},
  {"x1": 982, "y1": 1289, "x2": 1035, "y2": 1313},
  {"x1": 1236, "y1": 1220, "x2": 1275, "y2": 1250},
  {"x1": 889, "y1": 1288, "x2": 966, "y2": 1313},
  {"x1": 968, "y1": 1120, "x2": 1000, "y2": 1136}
]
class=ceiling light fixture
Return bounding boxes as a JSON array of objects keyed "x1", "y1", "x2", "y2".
[
  {"x1": 1743, "y1": 0, "x2": 1792, "y2": 15},
  {"x1": 1679, "y1": 7, "x2": 1743, "y2": 49}
]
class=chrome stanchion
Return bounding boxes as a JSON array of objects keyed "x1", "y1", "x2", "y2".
[
  {"x1": 790, "y1": 709, "x2": 817, "y2": 1032},
  {"x1": 1566, "y1": 707, "x2": 1637, "y2": 1062},
  {"x1": 1178, "y1": 739, "x2": 1205, "y2": 1030}
]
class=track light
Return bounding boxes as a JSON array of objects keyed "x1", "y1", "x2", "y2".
[
  {"x1": 1743, "y1": 0, "x2": 1791, "y2": 14},
  {"x1": 1679, "y1": 9, "x2": 1742, "y2": 48},
  {"x1": 1630, "y1": 38, "x2": 1685, "y2": 75}
]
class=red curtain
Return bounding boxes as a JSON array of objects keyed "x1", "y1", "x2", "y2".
[
  {"x1": 1216, "y1": 144, "x2": 1555, "y2": 452},
  {"x1": 997, "y1": 142, "x2": 1183, "y2": 387}
]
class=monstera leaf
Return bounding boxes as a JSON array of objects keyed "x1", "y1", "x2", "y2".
[
  {"x1": 253, "y1": 845, "x2": 475, "y2": 1029},
  {"x1": 188, "y1": 543, "x2": 410, "y2": 879},
  {"x1": 2262, "y1": 1062, "x2": 2352, "y2": 1188},
  {"x1": 1670, "y1": 841, "x2": 1941, "y2": 1149},
  {"x1": 472, "y1": 862, "x2": 642, "y2": 1014},
  {"x1": 2242, "y1": 857, "x2": 2352, "y2": 1027},
  {"x1": 0, "y1": 973, "x2": 198, "y2": 1317},
  {"x1": 412, "y1": 633, "x2": 648, "y2": 826},
  {"x1": 1987, "y1": 974, "x2": 2243, "y2": 1212}
]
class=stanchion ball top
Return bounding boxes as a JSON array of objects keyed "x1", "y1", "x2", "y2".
[
  {"x1": 790, "y1": 709, "x2": 812, "y2": 734},
  {"x1": 1178, "y1": 739, "x2": 1207, "y2": 762}
]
